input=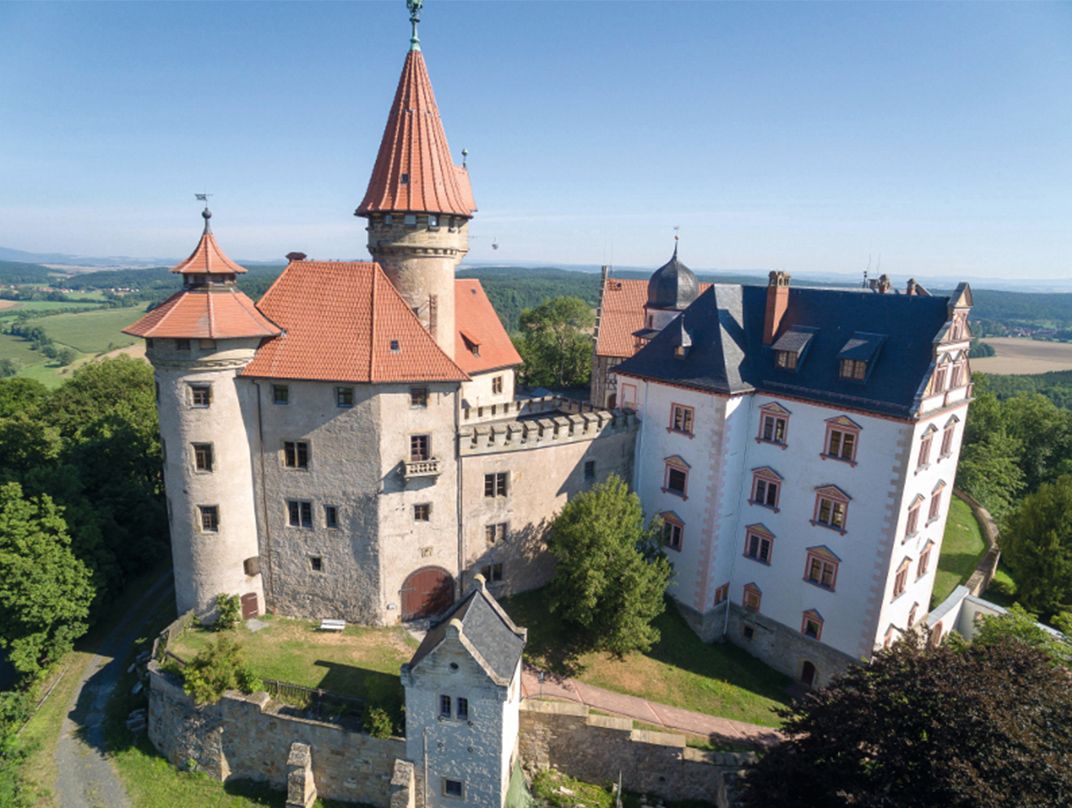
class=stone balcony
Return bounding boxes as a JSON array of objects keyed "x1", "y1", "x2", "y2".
[{"x1": 403, "y1": 458, "x2": 442, "y2": 479}]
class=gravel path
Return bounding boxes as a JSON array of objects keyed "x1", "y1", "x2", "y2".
[{"x1": 54, "y1": 572, "x2": 173, "y2": 808}]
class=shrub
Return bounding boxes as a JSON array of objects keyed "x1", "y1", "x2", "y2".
[
  {"x1": 181, "y1": 637, "x2": 261, "y2": 705},
  {"x1": 363, "y1": 705, "x2": 394, "y2": 739},
  {"x1": 214, "y1": 593, "x2": 240, "y2": 631}
]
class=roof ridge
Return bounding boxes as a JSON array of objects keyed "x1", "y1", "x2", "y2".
[
  {"x1": 368, "y1": 263, "x2": 378, "y2": 381},
  {"x1": 206, "y1": 290, "x2": 215, "y2": 338}
]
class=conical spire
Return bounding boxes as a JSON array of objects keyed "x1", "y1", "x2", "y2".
[
  {"x1": 171, "y1": 209, "x2": 247, "y2": 275},
  {"x1": 356, "y1": 48, "x2": 475, "y2": 218}
]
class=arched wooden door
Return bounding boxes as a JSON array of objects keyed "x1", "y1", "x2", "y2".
[
  {"x1": 801, "y1": 661, "x2": 817, "y2": 687},
  {"x1": 400, "y1": 566, "x2": 454, "y2": 621}
]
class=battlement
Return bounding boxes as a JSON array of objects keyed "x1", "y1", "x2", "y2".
[{"x1": 459, "y1": 396, "x2": 638, "y2": 456}]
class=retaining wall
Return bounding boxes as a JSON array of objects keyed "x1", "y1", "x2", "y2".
[{"x1": 953, "y1": 489, "x2": 1001, "y2": 596}]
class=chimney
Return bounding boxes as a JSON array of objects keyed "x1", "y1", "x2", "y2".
[
  {"x1": 876, "y1": 273, "x2": 891, "y2": 294},
  {"x1": 763, "y1": 271, "x2": 790, "y2": 345},
  {"x1": 906, "y1": 278, "x2": 918, "y2": 296}
]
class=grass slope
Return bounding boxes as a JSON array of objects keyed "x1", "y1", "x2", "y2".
[
  {"x1": 501, "y1": 589, "x2": 789, "y2": 727},
  {"x1": 932, "y1": 496, "x2": 987, "y2": 607},
  {"x1": 37, "y1": 306, "x2": 142, "y2": 353}
]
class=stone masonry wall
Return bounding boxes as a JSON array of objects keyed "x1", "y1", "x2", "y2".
[
  {"x1": 518, "y1": 700, "x2": 751, "y2": 807},
  {"x1": 148, "y1": 663, "x2": 405, "y2": 806}
]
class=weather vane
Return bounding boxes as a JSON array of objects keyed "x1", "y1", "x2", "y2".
[
  {"x1": 407, "y1": 0, "x2": 423, "y2": 51},
  {"x1": 195, "y1": 193, "x2": 213, "y2": 231}
]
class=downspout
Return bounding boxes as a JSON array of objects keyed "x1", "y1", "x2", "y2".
[
  {"x1": 251, "y1": 379, "x2": 274, "y2": 602},
  {"x1": 455, "y1": 385, "x2": 465, "y2": 595}
]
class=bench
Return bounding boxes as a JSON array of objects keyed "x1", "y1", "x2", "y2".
[{"x1": 318, "y1": 619, "x2": 346, "y2": 632}]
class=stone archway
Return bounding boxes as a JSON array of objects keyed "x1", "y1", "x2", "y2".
[
  {"x1": 801, "y1": 660, "x2": 817, "y2": 688},
  {"x1": 400, "y1": 566, "x2": 454, "y2": 621}
]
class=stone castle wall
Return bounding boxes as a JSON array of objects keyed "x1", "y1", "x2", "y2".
[{"x1": 148, "y1": 663, "x2": 405, "y2": 806}]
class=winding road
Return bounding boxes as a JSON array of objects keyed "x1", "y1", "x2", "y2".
[{"x1": 53, "y1": 572, "x2": 173, "y2": 808}]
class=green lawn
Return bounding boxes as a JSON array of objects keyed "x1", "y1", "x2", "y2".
[
  {"x1": 0, "y1": 331, "x2": 43, "y2": 363},
  {"x1": 983, "y1": 564, "x2": 1020, "y2": 608},
  {"x1": 500, "y1": 589, "x2": 790, "y2": 727},
  {"x1": 932, "y1": 496, "x2": 987, "y2": 607},
  {"x1": 168, "y1": 615, "x2": 418, "y2": 722},
  {"x1": 37, "y1": 306, "x2": 142, "y2": 353}
]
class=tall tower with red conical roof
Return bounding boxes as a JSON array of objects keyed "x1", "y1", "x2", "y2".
[{"x1": 355, "y1": 0, "x2": 475, "y2": 360}]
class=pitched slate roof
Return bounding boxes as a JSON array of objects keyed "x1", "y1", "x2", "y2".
[
  {"x1": 407, "y1": 582, "x2": 526, "y2": 686},
  {"x1": 123, "y1": 288, "x2": 281, "y2": 340},
  {"x1": 356, "y1": 50, "x2": 475, "y2": 218},
  {"x1": 240, "y1": 259, "x2": 468, "y2": 384},
  {"x1": 614, "y1": 284, "x2": 954, "y2": 418},
  {"x1": 595, "y1": 277, "x2": 714, "y2": 359},
  {"x1": 453, "y1": 279, "x2": 522, "y2": 374}
]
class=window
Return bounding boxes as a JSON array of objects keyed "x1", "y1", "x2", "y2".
[
  {"x1": 669, "y1": 403, "x2": 694, "y2": 435},
  {"x1": 906, "y1": 496, "x2": 923, "y2": 538},
  {"x1": 383, "y1": 214, "x2": 393, "y2": 225},
  {"x1": 287, "y1": 500, "x2": 313, "y2": 528},
  {"x1": 928, "y1": 482, "x2": 945, "y2": 523},
  {"x1": 934, "y1": 365, "x2": 948, "y2": 393},
  {"x1": 310, "y1": 556, "x2": 323, "y2": 572},
  {"x1": 400, "y1": 172, "x2": 410, "y2": 185},
  {"x1": 584, "y1": 460, "x2": 596, "y2": 482},
  {"x1": 743, "y1": 526, "x2": 773, "y2": 564},
  {"x1": 918, "y1": 426, "x2": 936, "y2": 469},
  {"x1": 917, "y1": 542, "x2": 934, "y2": 578},
  {"x1": 324, "y1": 505, "x2": 338, "y2": 528},
  {"x1": 335, "y1": 386, "x2": 354, "y2": 408},
  {"x1": 414, "y1": 503, "x2": 432, "y2": 522},
  {"x1": 801, "y1": 610, "x2": 824, "y2": 641},
  {"x1": 661, "y1": 514, "x2": 684, "y2": 551},
  {"x1": 775, "y1": 350, "x2": 798, "y2": 370},
  {"x1": 950, "y1": 361, "x2": 965, "y2": 388},
  {"x1": 940, "y1": 417, "x2": 958, "y2": 458},
  {"x1": 742, "y1": 625, "x2": 755, "y2": 641},
  {"x1": 193, "y1": 443, "x2": 213, "y2": 472},
  {"x1": 403, "y1": 213, "x2": 417, "y2": 227},
  {"x1": 839, "y1": 358, "x2": 868, "y2": 380},
  {"x1": 283, "y1": 441, "x2": 309, "y2": 469},
  {"x1": 484, "y1": 472, "x2": 508, "y2": 497},
  {"x1": 713, "y1": 582, "x2": 729, "y2": 605},
  {"x1": 442, "y1": 780, "x2": 463, "y2": 799},
  {"x1": 620, "y1": 382, "x2": 638, "y2": 410},
  {"x1": 908, "y1": 603, "x2": 919, "y2": 627},
  {"x1": 410, "y1": 434, "x2": 431, "y2": 462},
  {"x1": 456, "y1": 697, "x2": 469, "y2": 721},
  {"x1": 743, "y1": 583, "x2": 762, "y2": 613},
  {"x1": 410, "y1": 387, "x2": 429, "y2": 408},
  {"x1": 439, "y1": 694, "x2": 452, "y2": 718},
  {"x1": 823, "y1": 417, "x2": 861, "y2": 463},
  {"x1": 190, "y1": 384, "x2": 211, "y2": 407},
  {"x1": 893, "y1": 558, "x2": 911, "y2": 598},
  {"x1": 485, "y1": 522, "x2": 507, "y2": 543},
  {"x1": 663, "y1": 457, "x2": 689, "y2": 498},
  {"x1": 199, "y1": 505, "x2": 219, "y2": 532},
  {"x1": 390, "y1": 340, "x2": 401, "y2": 353},
  {"x1": 176, "y1": 338, "x2": 191, "y2": 351},
  {"x1": 883, "y1": 625, "x2": 897, "y2": 650},
  {"x1": 272, "y1": 384, "x2": 289, "y2": 405},
  {"x1": 813, "y1": 486, "x2": 850, "y2": 532},
  {"x1": 481, "y1": 563, "x2": 503, "y2": 582},
  {"x1": 757, "y1": 403, "x2": 790, "y2": 445},
  {"x1": 199, "y1": 339, "x2": 216, "y2": 351},
  {"x1": 428, "y1": 213, "x2": 439, "y2": 228},
  {"x1": 804, "y1": 547, "x2": 839, "y2": 590},
  {"x1": 491, "y1": 375, "x2": 503, "y2": 394},
  {"x1": 750, "y1": 468, "x2": 781, "y2": 510}
]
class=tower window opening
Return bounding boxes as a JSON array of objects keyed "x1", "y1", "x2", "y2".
[
  {"x1": 410, "y1": 387, "x2": 429, "y2": 407},
  {"x1": 404, "y1": 213, "x2": 417, "y2": 227},
  {"x1": 193, "y1": 443, "x2": 214, "y2": 472},
  {"x1": 309, "y1": 556, "x2": 323, "y2": 573},
  {"x1": 428, "y1": 214, "x2": 439, "y2": 229},
  {"x1": 335, "y1": 386, "x2": 355, "y2": 408},
  {"x1": 176, "y1": 339, "x2": 191, "y2": 351},
  {"x1": 414, "y1": 503, "x2": 432, "y2": 522},
  {"x1": 283, "y1": 441, "x2": 309, "y2": 469},
  {"x1": 457, "y1": 697, "x2": 469, "y2": 721},
  {"x1": 384, "y1": 214, "x2": 394, "y2": 225},
  {"x1": 272, "y1": 384, "x2": 290, "y2": 405},
  {"x1": 324, "y1": 505, "x2": 338, "y2": 528},
  {"x1": 400, "y1": 173, "x2": 410, "y2": 185},
  {"x1": 199, "y1": 505, "x2": 219, "y2": 532},
  {"x1": 287, "y1": 500, "x2": 313, "y2": 528},
  {"x1": 190, "y1": 384, "x2": 212, "y2": 408}
]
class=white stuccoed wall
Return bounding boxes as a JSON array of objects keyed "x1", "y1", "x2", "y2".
[
  {"x1": 151, "y1": 338, "x2": 264, "y2": 616},
  {"x1": 459, "y1": 369, "x2": 516, "y2": 411}
]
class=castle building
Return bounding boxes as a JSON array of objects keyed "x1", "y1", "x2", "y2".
[{"x1": 125, "y1": 4, "x2": 636, "y2": 625}]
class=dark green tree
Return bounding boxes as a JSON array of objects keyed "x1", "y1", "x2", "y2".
[
  {"x1": 1002, "y1": 475, "x2": 1072, "y2": 617},
  {"x1": 955, "y1": 426, "x2": 1024, "y2": 519},
  {"x1": 739, "y1": 635, "x2": 1072, "y2": 808},
  {"x1": 547, "y1": 475, "x2": 671, "y2": 656},
  {"x1": 0, "y1": 482, "x2": 94, "y2": 679},
  {"x1": 972, "y1": 603, "x2": 1071, "y2": 666},
  {"x1": 516, "y1": 296, "x2": 594, "y2": 388},
  {"x1": 179, "y1": 637, "x2": 261, "y2": 706},
  {"x1": 0, "y1": 359, "x2": 17, "y2": 378}
]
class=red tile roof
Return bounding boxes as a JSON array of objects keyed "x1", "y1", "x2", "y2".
[
  {"x1": 356, "y1": 50, "x2": 476, "y2": 218},
  {"x1": 454, "y1": 279, "x2": 522, "y2": 374},
  {"x1": 241, "y1": 260, "x2": 468, "y2": 384},
  {"x1": 123, "y1": 289, "x2": 281, "y2": 340},
  {"x1": 595, "y1": 276, "x2": 711, "y2": 358},
  {"x1": 170, "y1": 227, "x2": 247, "y2": 275}
]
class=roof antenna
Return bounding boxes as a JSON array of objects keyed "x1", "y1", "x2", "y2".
[
  {"x1": 863, "y1": 253, "x2": 871, "y2": 288},
  {"x1": 195, "y1": 193, "x2": 213, "y2": 233},
  {"x1": 407, "y1": 0, "x2": 423, "y2": 52},
  {"x1": 673, "y1": 225, "x2": 680, "y2": 258}
]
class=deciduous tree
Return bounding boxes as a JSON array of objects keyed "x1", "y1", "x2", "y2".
[
  {"x1": 1002, "y1": 475, "x2": 1072, "y2": 618},
  {"x1": 516, "y1": 296, "x2": 594, "y2": 388}
]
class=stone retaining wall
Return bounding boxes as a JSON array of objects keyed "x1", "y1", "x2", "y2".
[
  {"x1": 953, "y1": 489, "x2": 1001, "y2": 596},
  {"x1": 518, "y1": 699, "x2": 753, "y2": 806},
  {"x1": 148, "y1": 662, "x2": 407, "y2": 806}
]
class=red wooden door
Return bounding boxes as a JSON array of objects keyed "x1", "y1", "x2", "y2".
[
  {"x1": 400, "y1": 567, "x2": 454, "y2": 620},
  {"x1": 240, "y1": 592, "x2": 259, "y2": 620}
]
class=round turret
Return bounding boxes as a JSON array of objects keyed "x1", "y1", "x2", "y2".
[{"x1": 647, "y1": 246, "x2": 699, "y2": 311}]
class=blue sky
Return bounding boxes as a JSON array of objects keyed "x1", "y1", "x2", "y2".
[{"x1": 1, "y1": 1, "x2": 1070, "y2": 282}]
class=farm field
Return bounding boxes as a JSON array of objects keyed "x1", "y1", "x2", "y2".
[
  {"x1": 0, "y1": 299, "x2": 104, "y2": 316},
  {"x1": 972, "y1": 337, "x2": 1072, "y2": 375},
  {"x1": 37, "y1": 306, "x2": 143, "y2": 353}
]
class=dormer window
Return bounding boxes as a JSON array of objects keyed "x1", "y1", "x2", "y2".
[
  {"x1": 390, "y1": 339, "x2": 401, "y2": 353},
  {"x1": 771, "y1": 327, "x2": 815, "y2": 372},
  {"x1": 400, "y1": 173, "x2": 410, "y2": 185},
  {"x1": 461, "y1": 331, "x2": 480, "y2": 357},
  {"x1": 837, "y1": 332, "x2": 886, "y2": 381},
  {"x1": 839, "y1": 359, "x2": 868, "y2": 380},
  {"x1": 775, "y1": 350, "x2": 797, "y2": 370}
]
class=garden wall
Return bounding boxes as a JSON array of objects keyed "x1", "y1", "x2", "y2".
[
  {"x1": 517, "y1": 699, "x2": 753, "y2": 807},
  {"x1": 953, "y1": 489, "x2": 1001, "y2": 596},
  {"x1": 147, "y1": 662, "x2": 407, "y2": 807}
]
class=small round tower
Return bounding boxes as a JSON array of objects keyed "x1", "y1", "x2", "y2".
[
  {"x1": 644, "y1": 243, "x2": 700, "y2": 331},
  {"x1": 355, "y1": 0, "x2": 476, "y2": 360},
  {"x1": 124, "y1": 208, "x2": 281, "y2": 617}
]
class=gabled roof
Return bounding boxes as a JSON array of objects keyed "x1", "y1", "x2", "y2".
[
  {"x1": 356, "y1": 50, "x2": 475, "y2": 218},
  {"x1": 595, "y1": 277, "x2": 714, "y2": 359},
  {"x1": 453, "y1": 279, "x2": 522, "y2": 374},
  {"x1": 407, "y1": 580, "x2": 526, "y2": 686},
  {"x1": 241, "y1": 259, "x2": 468, "y2": 384},
  {"x1": 170, "y1": 216, "x2": 247, "y2": 275},
  {"x1": 123, "y1": 289, "x2": 281, "y2": 340},
  {"x1": 615, "y1": 284, "x2": 955, "y2": 418}
]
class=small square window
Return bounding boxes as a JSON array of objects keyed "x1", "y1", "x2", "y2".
[
  {"x1": 193, "y1": 443, "x2": 213, "y2": 472},
  {"x1": 310, "y1": 556, "x2": 323, "y2": 572},
  {"x1": 273, "y1": 384, "x2": 290, "y2": 405},
  {"x1": 428, "y1": 213, "x2": 439, "y2": 228},
  {"x1": 484, "y1": 472, "x2": 508, "y2": 497},
  {"x1": 199, "y1": 505, "x2": 219, "y2": 532},
  {"x1": 176, "y1": 339, "x2": 191, "y2": 351},
  {"x1": 384, "y1": 214, "x2": 394, "y2": 225},
  {"x1": 485, "y1": 522, "x2": 507, "y2": 543},
  {"x1": 404, "y1": 214, "x2": 417, "y2": 227},
  {"x1": 390, "y1": 339, "x2": 401, "y2": 353},
  {"x1": 481, "y1": 563, "x2": 504, "y2": 582},
  {"x1": 324, "y1": 505, "x2": 338, "y2": 528},
  {"x1": 456, "y1": 697, "x2": 469, "y2": 721},
  {"x1": 410, "y1": 387, "x2": 428, "y2": 407},
  {"x1": 190, "y1": 385, "x2": 211, "y2": 407},
  {"x1": 414, "y1": 503, "x2": 432, "y2": 522},
  {"x1": 335, "y1": 386, "x2": 354, "y2": 408},
  {"x1": 442, "y1": 779, "x2": 463, "y2": 799},
  {"x1": 400, "y1": 172, "x2": 410, "y2": 185}
]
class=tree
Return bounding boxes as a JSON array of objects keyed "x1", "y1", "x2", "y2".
[
  {"x1": 179, "y1": 637, "x2": 261, "y2": 705},
  {"x1": 0, "y1": 482, "x2": 94, "y2": 679},
  {"x1": 0, "y1": 359, "x2": 17, "y2": 378},
  {"x1": 1002, "y1": 475, "x2": 1072, "y2": 617},
  {"x1": 972, "y1": 603, "x2": 1071, "y2": 667},
  {"x1": 547, "y1": 475, "x2": 671, "y2": 656},
  {"x1": 955, "y1": 426, "x2": 1024, "y2": 519},
  {"x1": 516, "y1": 296, "x2": 594, "y2": 388},
  {"x1": 739, "y1": 635, "x2": 1072, "y2": 808}
]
